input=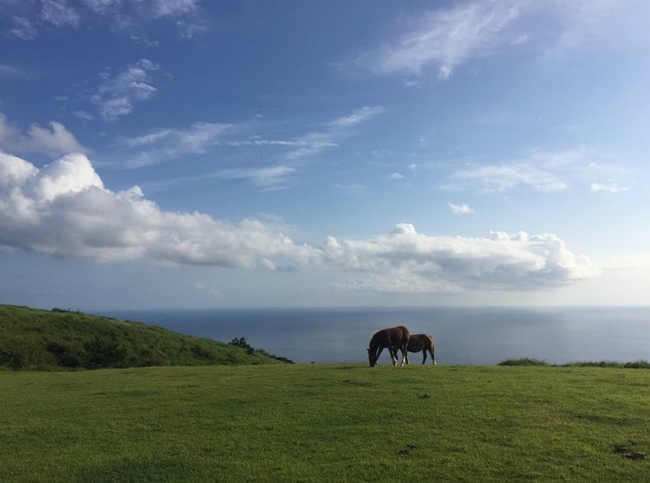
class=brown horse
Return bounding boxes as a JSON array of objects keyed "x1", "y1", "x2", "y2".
[
  {"x1": 367, "y1": 325, "x2": 410, "y2": 367},
  {"x1": 405, "y1": 334, "x2": 436, "y2": 365}
]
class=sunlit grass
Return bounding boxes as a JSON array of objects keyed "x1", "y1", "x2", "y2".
[{"x1": 1, "y1": 364, "x2": 649, "y2": 482}]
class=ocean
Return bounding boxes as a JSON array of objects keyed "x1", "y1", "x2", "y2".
[{"x1": 96, "y1": 306, "x2": 650, "y2": 365}]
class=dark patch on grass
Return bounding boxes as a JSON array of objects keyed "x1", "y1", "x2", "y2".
[
  {"x1": 342, "y1": 379, "x2": 372, "y2": 387},
  {"x1": 613, "y1": 442, "x2": 647, "y2": 460}
]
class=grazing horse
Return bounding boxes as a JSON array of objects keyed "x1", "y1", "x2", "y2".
[
  {"x1": 404, "y1": 334, "x2": 436, "y2": 365},
  {"x1": 367, "y1": 326, "x2": 410, "y2": 367}
]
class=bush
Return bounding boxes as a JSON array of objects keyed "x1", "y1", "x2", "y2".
[
  {"x1": 498, "y1": 358, "x2": 548, "y2": 367},
  {"x1": 83, "y1": 336, "x2": 128, "y2": 369},
  {"x1": 0, "y1": 340, "x2": 56, "y2": 370},
  {"x1": 46, "y1": 341, "x2": 83, "y2": 368},
  {"x1": 230, "y1": 337, "x2": 255, "y2": 355}
]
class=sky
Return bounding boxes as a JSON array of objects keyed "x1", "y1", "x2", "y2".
[{"x1": 1, "y1": 0, "x2": 650, "y2": 310}]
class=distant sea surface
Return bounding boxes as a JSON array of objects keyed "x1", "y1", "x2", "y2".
[{"x1": 96, "y1": 306, "x2": 650, "y2": 365}]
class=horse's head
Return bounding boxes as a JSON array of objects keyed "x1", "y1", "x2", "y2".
[{"x1": 367, "y1": 348, "x2": 377, "y2": 367}]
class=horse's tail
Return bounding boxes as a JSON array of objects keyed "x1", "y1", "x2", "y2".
[{"x1": 429, "y1": 335, "x2": 436, "y2": 364}]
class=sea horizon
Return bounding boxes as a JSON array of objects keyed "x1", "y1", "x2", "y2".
[{"x1": 95, "y1": 305, "x2": 650, "y2": 366}]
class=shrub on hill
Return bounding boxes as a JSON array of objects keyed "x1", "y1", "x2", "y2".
[{"x1": 0, "y1": 305, "x2": 287, "y2": 371}]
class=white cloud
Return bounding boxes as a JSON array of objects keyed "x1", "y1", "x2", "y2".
[
  {"x1": 329, "y1": 106, "x2": 386, "y2": 129},
  {"x1": 73, "y1": 110, "x2": 95, "y2": 121},
  {"x1": 389, "y1": 173, "x2": 404, "y2": 180},
  {"x1": 151, "y1": 0, "x2": 200, "y2": 18},
  {"x1": 449, "y1": 202, "x2": 474, "y2": 214},
  {"x1": 111, "y1": 106, "x2": 380, "y2": 168},
  {"x1": 41, "y1": 0, "x2": 80, "y2": 28},
  {"x1": 0, "y1": 151, "x2": 316, "y2": 267},
  {"x1": 2, "y1": 0, "x2": 206, "y2": 39},
  {"x1": 211, "y1": 166, "x2": 295, "y2": 191},
  {"x1": 285, "y1": 106, "x2": 384, "y2": 160},
  {"x1": 7, "y1": 16, "x2": 39, "y2": 40},
  {"x1": 317, "y1": 223, "x2": 599, "y2": 293},
  {"x1": 0, "y1": 113, "x2": 89, "y2": 158},
  {"x1": 351, "y1": 0, "x2": 649, "y2": 80},
  {"x1": 0, "y1": 153, "x2": 599, "y2": 295},
  {"x1": 92, "y1": 59, "x2": 159, "y2": 121},
  {"x1": 449, "y1": 163, "x2": 567, "y2": 193},
  {"x1": 446, "y1": 147, "x2": 627, "y2": 194},
  {"x1": 117, "y1": 122, "x2": 231, "y2": 168},
  {"x1": 354, "y1": 0, "x2": 524, "y2": 79},
  {"x1": 590, "y1": 183, "x2": 629, "y2": 194}
]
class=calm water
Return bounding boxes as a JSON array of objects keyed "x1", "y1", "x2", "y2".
[{"x1": 96, "y1": 306, "x2": 650, "y2": 365}]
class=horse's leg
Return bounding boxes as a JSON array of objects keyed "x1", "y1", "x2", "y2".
[
  {"x1": 387, "y1": 346, "x2": 398, "y2": 366},
  {"x1": 396, "y1": 344, "x2": 409, "y2": 365},
  {"x1": 400, "y1": 343, "x2": 408, "y2": 366},
  {"x1": 430, "y1": 345, "x2": 436, "y2": 365},
  {"x1": 376, "y1": 347, "x2": 384, "y2": 365},
  {"x1": 421, "y1": 349, "x2": 427, "y2": 364}
]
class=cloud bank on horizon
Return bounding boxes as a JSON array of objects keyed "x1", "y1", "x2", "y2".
[{"x1": 0, "y1": 150, "x2": 599, "y2": 295}]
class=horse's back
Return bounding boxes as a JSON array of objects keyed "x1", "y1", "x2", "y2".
[
  {"x1": 371, "y1": 325, "x2": 410, "y2": 346},
  {"x1": 408, "y1": 333, "x2": 434, "y2": 351}
]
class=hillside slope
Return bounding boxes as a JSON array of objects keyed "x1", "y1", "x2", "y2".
[{"x1": 0, "y1": 304, "x2": 286, "y2": 370}]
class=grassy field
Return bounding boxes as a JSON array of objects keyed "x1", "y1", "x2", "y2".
[{"x1": 1, "y1": 364, "x2": 649, "y2": 482}]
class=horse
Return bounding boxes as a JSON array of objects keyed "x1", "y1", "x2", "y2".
[
  {"x1": 404, "y1": 334, "x2": 436, "y2": 365},
  {"x1": 367, "y1": 325, "x2": 410, "y2": 367}
]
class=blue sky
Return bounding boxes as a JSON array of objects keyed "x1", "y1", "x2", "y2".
[{"x1": 1, "y1": 0, "x2": 649, "y2": 310}]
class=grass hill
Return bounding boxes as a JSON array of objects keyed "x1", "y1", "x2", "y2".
[{"x1": 0, "y1": 304, "x2": 288, "y2": 370}]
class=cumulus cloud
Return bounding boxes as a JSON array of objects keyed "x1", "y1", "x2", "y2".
[
  {"x1": 0, "y1": 151, "x2": 316, "y2": 267},
  {"x1": 317, "y1": 223, "x2": 599, "y2": 293},
  {"x1": 0, "y1": 152, "x2": 598, "y2": 294},
  {"x1": 0, "y1": 113, "x2": 89, "y2": 158}
]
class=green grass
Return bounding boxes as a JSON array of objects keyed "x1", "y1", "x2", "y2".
[
  {"x1": 1, "y1": 364, "x2": 649, "y2": 482},
  {"x1": 0, "y1": 304, "x2": 285, "y2": 370}
]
